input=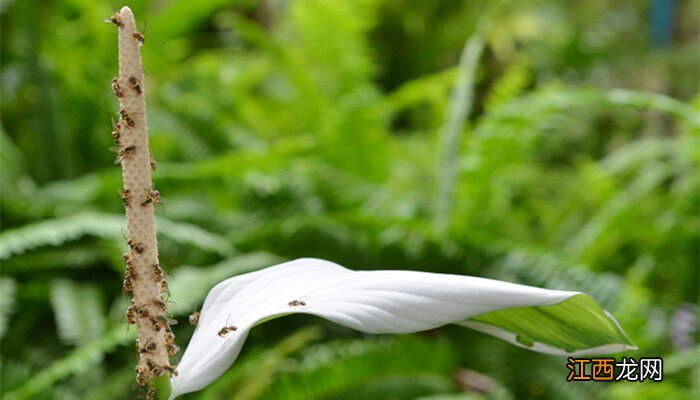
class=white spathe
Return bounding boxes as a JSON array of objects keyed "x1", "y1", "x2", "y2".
[{"x1": 171, "y1": 258, "x2": 634, "y2": 398}]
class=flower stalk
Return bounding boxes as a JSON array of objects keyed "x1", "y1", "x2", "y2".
[{"x1": 107, "y1": 6, "x2": 175, "y2": 397}]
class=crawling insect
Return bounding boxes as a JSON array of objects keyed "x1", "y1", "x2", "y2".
[
  {"x1": 288, "y1": 299, "x2": 306, "y2": 307},
  {"x1": 141, "y1": 189, "x2": 161, "y2": 206},
  {"x1": 123, "y1": 252, "x2": 134, "y2": 267},
  {"x1": 114, "y1": 144, "x2": 136, "y2": 166},
  {"x1": 159, "y1": 279, "x2": 169, "y2": 295},
  {"x1": 125, "y1": 301, "x2": 136, "y2": 325},
  {"x1": 129, "y1": 76, "x2": 142, "y2": 94},
  {"x1": 217, "y1": 325, "x2": 238, "y2": 337},
  {"x1": 119, "y1": 109, "x2": 136, "y2": 128},
  {"x1": 189, "y1": 310, "x2": 200, "y2": 326},
  {"x1": 164, "y1": 328, "x2": 176, "y2": 343},
  {"x1": 122, "y1": 276, "x2": 133, "y2": 294},
  {"x1": 163, "y1": 364, "x2": 178, "y2": 377},
  {"x1": 105, "y1": 12, "x2": 123, "y2": 27},
  {"x1": 133, "y1": 32, "x2": 145, "y2": 45},
  {"x1": 111, "y1": 77, "x2": 123, "y2": 97},
  {"x1": 127, "y1": 239, "x2": 144, "y2": 254},
  {"x1": 150, "y1": 298, "x2": 167, "y2": 312},
  {"x1": 135, "y1": 364, "x2": 148, "y2": 387},
  {"x1": 150, "y1": 316, "x2": 164, "y2": 332},
  {"x1": 110, "y1": 117, "x2": 121, "y2": 144},
  {"x1": 150, "y1": 154, "x2": 157, "y2": 171},
  {"x1": 120, "y1": 188, "x2": 131, "y2": 207},
  {"x1": 135, "y1": 304, "x2": 150, "y2": 319},
  {"x1": 145, "y1": 359, "x2": 165, "y2": 377},
  {"x1": 139, "y1": 338, "x2": 157, "y2": 354},
  {"x1": 124, "y1": 267, "x2": 136, "y2": 282},
  {"x1": 152, "y1": 262, "x2": 164, "y2": 282},
  {"x1": 167, "y1": 343, "x2": 180, "y2": 357}
]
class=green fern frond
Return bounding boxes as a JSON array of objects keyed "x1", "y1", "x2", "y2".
[
  {"x1": 0, "y1": 277, "x2": 17, "y2": 340},
  {"x1": 415, "y1": 395, "x2": 487, "y2": 400},
  {"x1": 289, "y1": 0, "x2": 379, "y2": 95},
  {"x1": 4, "y1": 252, "x2": 282, "y2": 399},
  {"x1": 259, "y1": 336, "x2": 457, "y2": 400},
  {"x1": 477, "y1": 87, "x2": 700, "y2": 140},
  {"x1": 484, "y1": 60, "x2": 532, "y2": 113},
  {"x1": 0, "y1": 212, "x2": 235, "y2": 260},
  {"x1": 0, "y1": 128, "x2": 28, "y2": 191},
  {"x1": 384, "y1": 68, "x2": 458, "y2": 120},
  {"x1": 148, "y1": 0, "x2": 244, "y2": 44},
  {"x1": 2, "y1": 326, "x2": 133, "y2": 400},
  {"x1": 434, "y1": 21, "x2": 487, "y2": 233},
  {"x1": 493, "y1": 248, "x2": 623, "y2": 308},
  {"x1": 2, "y1": 245, "x2": 105, "y2": 274},
  {"x1": 199, "y1": 327, "x2": 325, "y2": 400},
  {"x1": 49, "y1": 280, "x2": 106, "y2": 346},
  {"x1": 565, "y1": 164, "x2": 670, "y2": 260},
  {"x1": 0, "y1": 213, "x2": 123, "y2": 260},
  {"x1": 157, "y1": 218, "x2": 235, "y2": 257}
]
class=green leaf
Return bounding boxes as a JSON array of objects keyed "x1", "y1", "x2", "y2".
[
  {"x1": 465, "y1": 294, "x2": 635, "y2": 354},
  {"x1": 49, "y1": 280, "x2": 106, "y2": 345},
  {"x1": 0, "y1": 277, "x2": 17, "y2": 340}
]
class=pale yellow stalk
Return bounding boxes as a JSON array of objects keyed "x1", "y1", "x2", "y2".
[{"x1": 108, "y1": 6, "x2": 175, "y2": 390}]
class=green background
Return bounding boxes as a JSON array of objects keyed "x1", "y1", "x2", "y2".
[{"x1": 1, "y1": 0, "x2": 698, "y2": 399}]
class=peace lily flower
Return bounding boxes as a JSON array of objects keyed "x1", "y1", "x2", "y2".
[{"x1": 171, "y1": 258, "x2": 635, "y2": 398}]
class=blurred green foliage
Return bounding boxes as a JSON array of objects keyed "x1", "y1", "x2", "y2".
[{"x1": 1, "y1": 0, "x2": 698, "y2": 399}]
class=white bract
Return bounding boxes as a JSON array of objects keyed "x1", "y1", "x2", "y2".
[{"x1": 171, "y1": 258, "x2": 634, "y2": 398}]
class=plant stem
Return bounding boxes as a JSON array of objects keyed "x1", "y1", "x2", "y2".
[{"x1": 108, "y1": 6, "x2": 175, "y2": 394}]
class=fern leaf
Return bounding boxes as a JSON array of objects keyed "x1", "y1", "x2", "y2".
[
  {"x1": 49, "y1": 280, "x2": 106, "y2": 346},
  {"x1": 260, "y1": 336, "x2": 457, "y2": 400},
  {"x1": 484, "y1": 60, "x2": 532, "y2": 113},
  {"x1": 565, "y1": 165, "x2": 670, "y2": 260},
  {"x1": 0, "y1": 277, "x2": 17, "y2": 340},
  {"x1": 4, "y1": 252, "x2": 282, "y2": 399},
  {"x1": 434, "y1": 12, "x2": 490, "y2": 232},
  {"x1": 0, "y1": 212, "x2": 234, "y2": 260},
  {"x1": 0, "y1": 213, "x2": 123, "y2": 260},
  {"x1": 158, "y1": 218, "x2": 235, "y2": 257}
]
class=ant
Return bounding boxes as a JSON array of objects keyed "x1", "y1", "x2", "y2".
[{"x1": 288, "y1": 299, "x2": 306, "y2": 307}]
